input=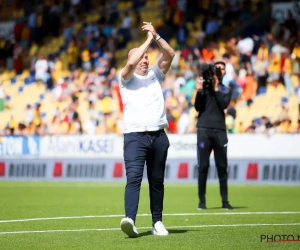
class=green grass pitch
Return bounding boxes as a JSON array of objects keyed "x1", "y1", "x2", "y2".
[{"x1": 0, "y1": 182, "x2": 299, "y2": 250}]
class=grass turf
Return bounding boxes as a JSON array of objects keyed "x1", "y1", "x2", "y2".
[{"x1": 0, "y1": 182, "x2": 299, "y2": 250}]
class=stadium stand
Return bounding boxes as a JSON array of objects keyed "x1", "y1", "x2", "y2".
[{"x1": 0, "y1": 0, "x2": 299, "y2": 136}]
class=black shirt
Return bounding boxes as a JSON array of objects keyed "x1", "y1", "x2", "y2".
[{"x1": 194, "y1": 83, "x2": 232, "y2": 130}]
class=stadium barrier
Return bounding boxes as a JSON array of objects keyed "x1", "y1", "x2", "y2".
[{"x1": 0, "y1": 134, "x2": 300, "y2": 184}]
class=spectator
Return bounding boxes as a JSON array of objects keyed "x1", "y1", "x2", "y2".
[
  {"x1": 83, "y1": 115, "x2": 97, "y2": 135},
  {"x1": 237, "y1": 36, "x2": 254, "y2": 67},
  {"x1": 81, "y1": 45, "x2": 91, "y2": 72},
  {"x1": 296, "y1": 87, "x2": 300, "y2": 115},
  {"x1": 24, "y1": 104, "x2": 34, "y2": 125},
  {"x1": 225, "y1": 111, "x2": 234, "y2": 133},
  {"x1": 13, "y1": 42, "x2": 23, "y2": 74},
  {"x1": 177, "y1": 107, "x2": 189, "y2": 134},
  {"x1": 277, "y1": 119, "x2": 293, "y2": 133},
  {"x1": 282, "y1": 50, "x2": 293, "y2": 96},
  {"x1": 0, "y1": 81, "x2": 6, "y2": 112},
  {"x1": 245, "y1": 120, "x2": 256, "y2": 133},
  {"x1": 35, "y1": 55, "x2": 48, "y2": 82},
  {"x1": 205, "y1": 15, "x2": 219, "y2": 38},
  {"x1": 0, "y1": 0, "x2": 299, "y2": 136},
  {"x1": 267, "y1": 52, "x2": 281, "y2": 86},
  {"x1": 275, "y1": 103, "x2": 290, "y2": 124},
  {"x1": 173, "y1": 73, "x2": 185, "y2": 97},
  {"x1": 222, "y1": 54, "x2": 240, "y2": 100},
  {"x1": 5, "y1": 40, "x2": 14, "y2": 71},
  {"x1": 235, "y1": 121, "x2": 244, "y2": 133},
  {"x1": 67, "y1": 39, "x2": 79, "y2": 72},
  {"x1": 255, "y1": 41, "x2": 268, "y2": 93}
]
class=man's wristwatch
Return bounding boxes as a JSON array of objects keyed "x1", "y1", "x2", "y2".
[{"x1": 155, "y1": 34, "x2": 161, "y2": 42}]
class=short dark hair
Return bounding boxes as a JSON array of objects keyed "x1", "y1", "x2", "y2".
[{"x1": 214, "y1": 61, "x2": 225, "y2": 67}]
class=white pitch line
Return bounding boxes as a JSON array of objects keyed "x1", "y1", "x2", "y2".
[
  {"x1": 1, "y1": 223, "x2": 300, "y2": 235},
  {"x1": 0, "y1": 211, "x2": 300, "y2": 224}
]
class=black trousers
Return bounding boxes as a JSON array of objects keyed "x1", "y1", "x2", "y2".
[
  {"x1": 197, "y1": 128, "x2": 229, "y2": 203},
  {"x1": 123, "y1": 129, "x2": 169, "y2": 224}
]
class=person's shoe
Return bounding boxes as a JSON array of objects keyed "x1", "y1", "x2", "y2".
[
  {"x1": 151, "y1": 221, "x2": 169, "y2": 236},
  {"x1": 198, "y1": 203, "x2": 207, "y2": 210},
  {"x1": 120, "y1": 217, "x2": 138, "y2": 238},
  {"x1": 222, "y1": 202, "x2": 234, "y2": 210}
]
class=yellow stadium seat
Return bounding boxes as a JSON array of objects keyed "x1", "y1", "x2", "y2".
[
  {"x1": 275, "y1": 84, "x2": 287, "y2": 96},
  {"x1": 2, "y1": 80, "x2": 11, "y2": 86},
  {"x1": 270, "y1": 106, "x2": 282, "y2": 121},
  {"x1": 78, "y1": 101, "x2": 89, "y2": 111},
  {"x1": 5, "y1": 84, "x2": 20, "y2": 96},
  {"x1": 289, "y1": 95, "x2": 298, "y2": 106},
  {"x1": 57, "y1": 101, "x2": 67, "y2": 111}
]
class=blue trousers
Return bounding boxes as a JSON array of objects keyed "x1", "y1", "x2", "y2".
[
  {"x1": 123, "y1": 129, "x2": 169, "y2": 224},
  {"x1": 197, "y1": 128, "x2": 229, "y2": 203}
]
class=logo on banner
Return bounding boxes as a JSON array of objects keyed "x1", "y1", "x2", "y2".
[
  {"x1": 8, "y1": 163, "x2": 46, "y2": 178},
  {"x1": 113, "y1": 163, "x2": 123, "y2": 178},
  {"x1": 246, "y1": 163, "x2": 258, "y2": 180},
  {"x1": 0, "y1": 162, "x2": 5, "y2": 177},
  {"x1": 66, "y1": 163, "x2": 106, "y2": 178},
  {"x1": 79, "y1": 139, "x2": 114, "y2": 153},
  {"x1": 193, "y1": 162, "x2": 239, "y2": 180},
  {"x1": 41, "y1": 136, "x2": 118, "y2": 157},
  {"x1": 263, "y1": 164, "x2": 300, "y2": 181},
  {"x1": 26, "y1": 136, "x2": 40, "y2": 155},
  {"x1": 53, "y1": 162, "x2": 63, "y2": 177},
  {"x1": 178, "y1": 163, "x2": 188, "y2": 179},
  {"x1": 0, "y1": 136, "x2": 40, "y2": 156}
]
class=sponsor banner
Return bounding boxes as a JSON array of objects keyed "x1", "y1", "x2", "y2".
[
  {"x1": 40, "y1": 135, "x2": 123, "y2": 158},
  {"x1": 168, "y1": 134, "x2": 196, "y2": 159},
  {"x1": 272, "y1": 2, "x2": 300, "y2": 23},
  {"x1": 2, "y1": 134, "x2": 300, "y2": 159},
  {"x1": 0, "y1": 159, "x2": 50, "y2": 179},
  {"x1": 0, "y1": 136, "x2": 40, "y2": 157},
  {"x1": 0, "y1": 158, "x2": 299, "y2": 184},
  {"x1": 168, "y1": 134, "x2": 300, "y2": 159}
]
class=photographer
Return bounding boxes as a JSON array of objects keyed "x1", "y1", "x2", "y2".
[{"x1": 194, "y1": 62, "x2": 234, "y2": 210}]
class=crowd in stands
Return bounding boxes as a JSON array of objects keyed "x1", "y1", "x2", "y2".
[{"x1": 0, "y1": 0, "x2": 299, "y2": 136}]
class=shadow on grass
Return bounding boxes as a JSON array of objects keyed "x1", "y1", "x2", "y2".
[
  {"x1": 136, "y1": 229, "x2": 188, "y2": 238},
  {"x1": 208, "y1": 206, "x2": 249, "y2": 210}
]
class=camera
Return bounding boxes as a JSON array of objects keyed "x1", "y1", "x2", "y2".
[{"x1": 198, "y1": 63, "x2": 221, "y2": 88}]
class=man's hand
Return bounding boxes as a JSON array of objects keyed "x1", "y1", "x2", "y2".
[
  {"x1": 142, "y1": 22, "x2": 157, "y2": 39},
  {"x1": 142, "y1": 21, "x2": 174, "y2": 74},
  {"x1": 147, "y1": 31, "x2": 154, "y2": 41},
  {"x1": 196, "y1": 77, "x2": 204, "y2": 90},
  {"x1": 213, "y1": 75, "x2": 219, "y2": 91}
]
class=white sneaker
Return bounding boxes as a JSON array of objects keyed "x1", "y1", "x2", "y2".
[
  {"x1": 151, "y1": 221, "x2": 169, "y2": 236},
  {"x1": 120, "y1": 217, "x2": 138, "y2": 238}
]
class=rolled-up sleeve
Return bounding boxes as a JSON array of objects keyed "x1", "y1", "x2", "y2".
[{"x1": 118, "y1": 69, "x2": 133, "y2": 87}]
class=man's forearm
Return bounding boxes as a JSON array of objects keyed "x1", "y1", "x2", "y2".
[
  {"x1": 156, "y1": 37, "x2": 175, "y2": 58},
  {"x1": 194, "y1": 90, "x2": 205, "y2": 112},
  {"x1": 128, "y1": 37, "x2": 153, "y2": 67},
  {"x1": 215, "y1": 91, "x2": 232, "y2": 110}
]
